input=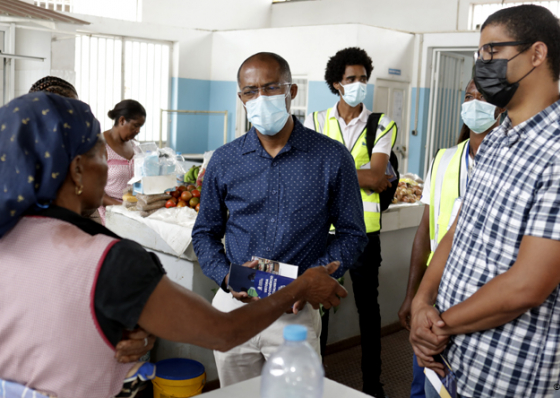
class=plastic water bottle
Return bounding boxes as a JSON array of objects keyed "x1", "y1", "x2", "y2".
[{"x1": 261, "y1": 325, "x2": 324, "y2": 398}]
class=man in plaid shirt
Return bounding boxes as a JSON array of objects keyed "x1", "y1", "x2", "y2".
[{"x1": 410, "y1": 5, "x2": 560, "y2": 398}]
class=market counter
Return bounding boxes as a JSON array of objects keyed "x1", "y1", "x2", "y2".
[
  {"x1": 105, "y1": 202, "x2": 425, "y2": 381},
  {"x1": 323, "y1": 202, "x2": 425, "y2": 344},
  {"x1": 105, "y1": 206, "x2": 219, "y2": 380}
]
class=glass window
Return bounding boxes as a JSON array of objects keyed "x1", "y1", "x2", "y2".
[
  {"x1": 470, "y1": 1, "x2": 560, "y2": 30},
  {"x1": 34, "y1": 0, "x2": 141, "y2": 22},
  {"x1": 75, "y1": 35, "x2": 171, "y2": 143}
]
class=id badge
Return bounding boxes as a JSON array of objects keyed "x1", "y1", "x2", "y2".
[{"x1": 447, "y1": 197, "x2": 462, "y2": 231}]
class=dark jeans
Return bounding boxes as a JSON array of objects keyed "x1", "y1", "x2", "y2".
[
  {"x1": 322, "y1": 233, "x2": 382, "y2": 396},
  {"x1": 411, "y1": 353, "x2": 427, "y2": 398}
]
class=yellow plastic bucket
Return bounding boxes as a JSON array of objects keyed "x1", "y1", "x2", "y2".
[{"x1": 152, "y1": 358, "x2": 206, "y2": 398}]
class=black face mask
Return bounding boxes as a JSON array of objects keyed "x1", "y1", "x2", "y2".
[{"x1": 474, "y1": 52, "x2": 535, "y2": 108}]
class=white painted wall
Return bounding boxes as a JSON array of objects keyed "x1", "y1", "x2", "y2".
[
  {"x1": 419, "y1": 32, "x2": 479, "y2": 88},
  {"x1": 50, "y1": 35, "x2": 76, "y2": 85},
  {"x1": 210, "y1": 24, "x2": 414, "y2": 83},
  {"x1": 14, "y1": 27, "x2": 51, "y2": 98},
  {"x1": 270, "y1": 0, "x2": 462, "y2": 32},
  {"x1": 271, "y1": 0, "x2": 540, "y2": 32},
  {"x1": 57, "y1": 16, "x2": 213, "y2": 81},
  {"x1": 357, "y1": 25, "x2": 415, "y2": 84},
  {"x1": 141, "y1": 0, "x2": 271, "y2": 31}
]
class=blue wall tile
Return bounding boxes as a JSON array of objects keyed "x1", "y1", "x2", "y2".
[
  {"x1": 408, "y1": 87, "x2": 430, "y2": 177},
  {"x1": 170, "y1": 78, "x2": 377, "y2": 155},
  {"x1": 208, "y1": 80, "x2": 238, "y2": 150},
  {"x1": 170, "y1": 77, "x2": 211, "y2": 154},
  {"x1": 365, "y1": 84, "x2": 374, "y2": 111},
  {"x1": 307, "y1": 81, "x2": 339, "y2": 113},
  {"x1": 169, "y1": 76, "x2": 179, "y2": 150}
]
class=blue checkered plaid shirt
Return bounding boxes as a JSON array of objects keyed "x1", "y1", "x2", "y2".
[{"x1": 437, "y1": 99, "x2": 560, "y2": 398}]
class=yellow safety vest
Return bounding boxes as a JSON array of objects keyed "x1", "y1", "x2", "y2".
[
  {"x1": 312, "y1": 108, "x2": 397, "y2": 233},
  {"x1": 427, "y1": 139, "x2": 469, "y2": 265}
]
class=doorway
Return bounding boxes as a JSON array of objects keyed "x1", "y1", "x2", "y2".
[
  {"x1": 373, "y1": 79, "x2": 409, "y2": 172},
  {"x1": 424, "y1": 48, "x2": 475, "y2": 175}
]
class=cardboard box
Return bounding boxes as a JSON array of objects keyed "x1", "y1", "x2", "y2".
[{"x1": 128, "y1": 174, "x2": 176, "y2": 195}]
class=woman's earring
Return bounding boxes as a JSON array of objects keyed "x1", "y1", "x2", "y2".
[{"x1": 75, "y1": 185, "x2": 84, "y2": 196}]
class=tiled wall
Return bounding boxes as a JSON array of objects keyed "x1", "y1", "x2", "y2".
[{"x1": 169, "y1": 78, "x2": 430, "y2": 177}]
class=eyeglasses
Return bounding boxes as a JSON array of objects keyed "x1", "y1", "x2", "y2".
[
  {"x1": 474, "y1": 41, "x2": 532, "y2": 63},
  {"x1": 239, "y1": 83, "x2": 291, "y2": 101}
]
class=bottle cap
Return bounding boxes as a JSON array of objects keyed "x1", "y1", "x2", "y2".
[{"x1": 283, "y1": 325, "x2": 307, "y2": 342}]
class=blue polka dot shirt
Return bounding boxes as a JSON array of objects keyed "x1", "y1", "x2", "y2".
[{"x1": 192, "y1": 117, "x2": 368, "y2": 286}]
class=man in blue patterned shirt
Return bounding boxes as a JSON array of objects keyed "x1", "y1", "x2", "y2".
[
  {"x1": 192, "y1": 52, "x2": 368, "y2": 387},
  {"x1": 410, "y1": 5, "x2": 560, "y2": 398}
]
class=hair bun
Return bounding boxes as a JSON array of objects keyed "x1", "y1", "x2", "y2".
[{"x1": 107, "y1": 109, "x2": 115, "y2": 119}]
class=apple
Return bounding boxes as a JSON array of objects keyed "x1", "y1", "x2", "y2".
[
  {"x1": 181, "y1": 191, "x2": 193, "y2": 202},
  {"x1": 191, "y1": 189, "x2": 200, "y2": 198},
  {"x1": 177, "y1": 200, "x2": 187, "y2": 208},
  {"x1": 165, "y1": 200, "x2": 176, "y2": 208},
  {"x1": 189, "y1": 197, "x2": 200, "y2": 208}
]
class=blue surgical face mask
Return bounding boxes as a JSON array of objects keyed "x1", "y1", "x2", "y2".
[
  {"x1": 340, "y1": 82, "x2": 367, "y2": 108},
  {"x1": 245, "y1": 94, "x2": 290, "y2": 136},
  {"x1": 461, "y1": 99, "x2": 499, "y2": 134}
]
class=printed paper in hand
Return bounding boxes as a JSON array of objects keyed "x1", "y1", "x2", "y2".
[
  {"x1": 424, "y1": 355, "x2": 458, "y2": 398},
  {"x1": 227, "y1": 257, "x2": 298, "y2": 299}
]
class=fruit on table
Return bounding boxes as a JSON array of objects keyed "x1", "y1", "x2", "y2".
[
  {"x1": 184, "y1": 165, "x2": 200, "y2": 183},
  {"x1": 181, "y1": 191, "x2": 193, "y2": 202},
  {"x1": 195, "y1": 203, "x2": 200, "y2": 212},
  {"x1": 167, "y1": 185, "x2": 202, "y2": 211},
  {"x1": 165, "y1": 200, "x2": 177, "y2": 208}
]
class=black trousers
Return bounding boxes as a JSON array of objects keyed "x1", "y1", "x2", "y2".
[{"x1": 322, "y1": 233, "x2": 382, "y2": 396}]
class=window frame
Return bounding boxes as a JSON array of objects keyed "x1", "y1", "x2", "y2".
[{"x1": 75, "y1": 33, "x2": 172, "y2": 143}]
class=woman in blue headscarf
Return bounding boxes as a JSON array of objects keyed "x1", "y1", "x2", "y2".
[{"x1": 0, "y1": 92, "x2": 346, "y2": 398}]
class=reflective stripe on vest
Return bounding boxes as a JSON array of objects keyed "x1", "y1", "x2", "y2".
[
  {"x1": 427, "y1": 139, "x2": 469, "y2": 265},
  {"x1": 312, "y1": 108, "x2": 396, "y2": 233}
]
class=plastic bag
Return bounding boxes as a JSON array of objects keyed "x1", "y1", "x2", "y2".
[
  {"x1": 133, "y1": 146, "x2": 183, "y2": 179},
  {"x1": 196, "y1": 150, "x2": 214, "y2": 187},
  {"x1": 392, "y1": 173, "x2": 424, "y2": 204}
]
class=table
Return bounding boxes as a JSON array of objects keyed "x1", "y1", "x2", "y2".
[{"x1": 199, "y1": 376, "x2": 370, "y2": 397}]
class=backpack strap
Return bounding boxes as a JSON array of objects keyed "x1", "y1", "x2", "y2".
[{"x1": 366, "y1": 112, "x2": 383, "y2": 159}]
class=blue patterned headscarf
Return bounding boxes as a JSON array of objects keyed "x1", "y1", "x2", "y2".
[{"x1": 0, "y1": 92, "x2": 100, "y2": 238}]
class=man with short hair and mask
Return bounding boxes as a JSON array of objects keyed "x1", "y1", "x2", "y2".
[
  {"x1": 398, "y1": 79, "x2": 504, "y2": 398},
  {"x1": 303, "y1": 47, "x2": 397, "y2": 398},
  {"x1": 410, "y1": 5, "x2": 560, "y2": 398},
  {"x1": 192, "y1": 52, "x2": 368, "y2": 387}
]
